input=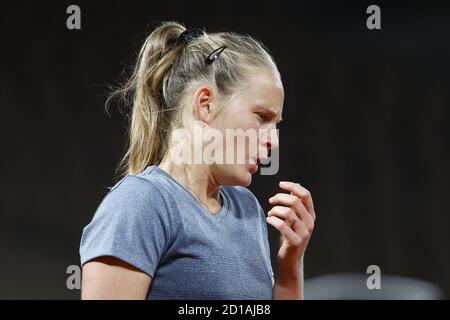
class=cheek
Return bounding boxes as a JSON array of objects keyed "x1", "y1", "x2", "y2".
[
  {"x1": 219, "y1": 111, "x2": 260, "y2": 159},
  {"x1": 242, "y1": 115, "x2": 260, "y2": 130},
  {"x1": 248, "y1": 119, "x2": 260, "y2": 129},
  {"x1": 227, "y1": 109, "x2": 258, "y2": 129}
]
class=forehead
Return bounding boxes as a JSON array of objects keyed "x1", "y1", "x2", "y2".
[{"x1": 238, "y1": 70, "x2": 284, "y2": 108}]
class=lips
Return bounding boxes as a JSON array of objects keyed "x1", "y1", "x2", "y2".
[
  {"x1": 248, "y1": 163, "x2": 258, "y2": 174},
  {"x1": 254, "y1": 155, "x2": 268, "y2": 166},
  {"x1": 257, "y1": 156, "x2": 269, "y2": 165},
  {"x1": 248, "y1": 156, "x2": 266, "y2": 174}
]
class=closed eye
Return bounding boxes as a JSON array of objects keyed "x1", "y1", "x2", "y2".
[{"x1": 254, "y1": 112, "x2": 265, "y2": 122}]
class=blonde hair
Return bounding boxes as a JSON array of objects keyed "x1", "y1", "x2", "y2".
[{"x1": 109, "y1": 21, "x2": 280, "y2": 178}]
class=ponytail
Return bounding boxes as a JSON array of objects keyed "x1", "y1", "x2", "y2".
[{"x1": 109, "y1": 21, "x2": 186, "y2": 178}]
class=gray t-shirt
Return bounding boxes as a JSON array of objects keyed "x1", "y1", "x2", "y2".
[{"x1": 79, "y1": 165, "x2": 274, "y2": 299}]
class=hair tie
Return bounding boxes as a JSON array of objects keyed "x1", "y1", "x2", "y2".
[{"x1": 176, "y1": 28, "x2": 203, "y2": 46}]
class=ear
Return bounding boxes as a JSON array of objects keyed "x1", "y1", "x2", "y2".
[{"x1": 191, "y1": 86, "x2": 214, "y2": 123}]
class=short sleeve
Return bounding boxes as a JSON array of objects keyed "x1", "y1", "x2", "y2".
[{"x1": 79, "y1": 175, "x2": 171, "y2": 278}]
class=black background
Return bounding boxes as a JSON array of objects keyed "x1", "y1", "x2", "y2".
[{"x1": 1, "y1": 0, "x2": 449, "y2": 299}]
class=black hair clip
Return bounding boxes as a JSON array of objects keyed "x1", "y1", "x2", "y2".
[
  {"x1": 176, "y1": 28, "x2": 203, "y2": 46},
  {"x1": 205, "y1": 46, "x2": 226, "y2": 65}
]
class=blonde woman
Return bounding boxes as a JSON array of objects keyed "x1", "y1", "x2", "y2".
[{"x1": 80, "y1": 21, "x2": 316, "y2": 300}]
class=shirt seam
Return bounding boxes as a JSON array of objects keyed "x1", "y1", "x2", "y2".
[{"x1": 123, "y1": 174, "x2": 176, "y2": 261}]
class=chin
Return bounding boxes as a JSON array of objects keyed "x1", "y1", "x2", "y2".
[
  {"x1": 233, "y1": 165, "x2": 254, "y2": 187},
  {"x1": 218, "y1": 164, "x2": 254, "y2": 187}
]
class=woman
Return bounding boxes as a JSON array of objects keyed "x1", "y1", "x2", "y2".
[{"x1": 80, "y1": 21, "x2": 316, "y2": 300}]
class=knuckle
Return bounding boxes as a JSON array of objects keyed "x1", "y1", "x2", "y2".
[
  {"x1": 275, "y1": 206, "x2": 286, "y2": 214},
  {"x1": 294, "y1": 237, "x2": 303, "y2": 246}
]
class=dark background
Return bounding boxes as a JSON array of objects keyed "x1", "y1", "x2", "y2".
[{"x1": 1, "y1": 0, "x2": 449, "y2": 299}]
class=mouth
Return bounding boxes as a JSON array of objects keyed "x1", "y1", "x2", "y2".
[
  {"x1": 248, "y1": 163, "x2": 259, "y2": 174},
  {"x1": 248, "y1": 157, "x2": 262, "y2": 174}
]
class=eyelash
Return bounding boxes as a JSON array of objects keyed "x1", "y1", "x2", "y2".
[
  {"x1": 255, "y1": 111, "x2": 281, "y2": 126},
  {"x1": 255, "y1": 112, "x2": 265, "y2": 122}
]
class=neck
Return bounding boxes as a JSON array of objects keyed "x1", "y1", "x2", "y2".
[{"x1": 157, "y1": 159, "x2": 223, "y2": 214}]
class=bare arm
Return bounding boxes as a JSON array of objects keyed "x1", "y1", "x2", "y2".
[
  {"x1": 272, "y1": 255, "x2": 303, "y2": 300},
  {"x1": 81, "y1": 256, "x2": 152, "y2": 300}
]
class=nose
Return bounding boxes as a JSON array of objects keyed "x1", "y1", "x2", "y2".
[
  {"x1": 265, "y1": 126, "x2": 279, "y2": 151},
  {"x1": 259, "y1": 127, "x2": 279, "y2": 160}
]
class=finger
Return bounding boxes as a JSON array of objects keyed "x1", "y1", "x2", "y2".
[
  {"x1": 266, "y1": 215, "x2": 302, "y2": 246},
  {"x1": 268, "y1": 205, "x2": 298, "y2": 226},
  {"x1": 293, "y1": 220, "x2": 311, "y2": 240},
  {"x1": 279, "y1": 181, "x2": 316, "y2": 220},
  {"x1": 278, "y1": 181, "x2": 315, "y2": 215},
  {"x1": 268, "y1": 206, "x2": 311, "y2": 239},
  {"x1": 269, "y1": 193, "x2": 314, "y2": 230}
]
